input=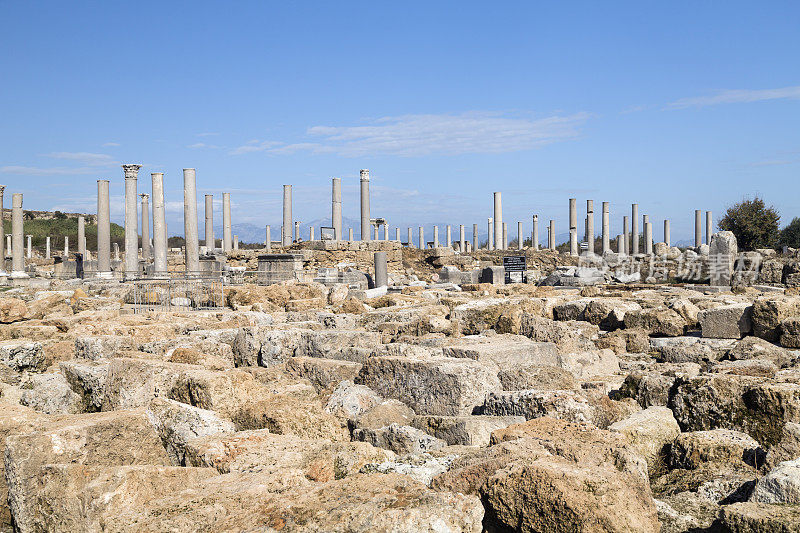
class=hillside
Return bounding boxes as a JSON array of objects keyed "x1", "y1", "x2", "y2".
[{"x1": 2, "y1": 213, "x2": 124, "y2": 252}]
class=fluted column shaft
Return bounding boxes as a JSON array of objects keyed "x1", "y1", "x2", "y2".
[
  {"x1": 123, "y1": 164, "x2": 141, "y2": 277},
  {"x1": 140, "y1": 194, "x2": 150, "y2": 260},
  {"x1": 97, "y1": 180, "x2": 111, "y2": 273},
  {"x1": 11, "y1": 194, "x2": 24, "y2": 273},
  {"x1": 282, "y1": 185, "x2": 292, "y2": 246},
  {"x1": 183, "y1": 169, "x2": 200, "y2": 274},
  {"x1": 332, "y1": 178, "x2": 342, "y2": 240},
  {"x1": 151, "y1": 173, "x2": 167, "y2": 275},
  {"x1": 493, "y1": 192, "x2": 503, "y2": 250},
  {"x1": 223, "y1": 193, "x2": 233, "y2": 251}
]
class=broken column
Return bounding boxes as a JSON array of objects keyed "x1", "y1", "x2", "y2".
[
  {"x1": 548, "y1": 220, "x2": 555, "y2": 250},
  {"x1": 418, "y1": 226, "x2": 424, "y2": 249},
  {"x1": 123, "y1": 164, "x2": 141, "y2": 278},
  {"x1": 569, "y1": 198, "x2": 578, "y2": 255},
  {"x1": 472, "y1": 223, "x2": 478, "y2": 252},
  {"x1": 183, "y1": 168, "x2": 200, "y2": 275},
  {"x1": 493, "y1": 192, "x2": 503, "y2": 250},
  {"x1": 488, "y1": 218, "x2": 494, "y2": 250},
  {"x1": 695, "y1": 210, "x2": 702, "y2": 248},
  {"x1": 78, "y1": 215, "x2": 86, "y2": 258},
  {"x1": 602, "y1": 202, "x2": 610, "y2": 254},
  {"x1": 223, "y1": 192, "x2": 233, "y2": 252},
  {"x1": 265, "y1": 225, "x2": 271, "y2": 252},
  {"x1": 622, "y1": 215, "x2": 629, "y2": 255},
  {"x1": 295, "y1": 221, "x2": 300, "y2": 242},
  {"x1": 234, "y1": 235, "x2": 239, "y2": 249},
  {"x1": 360, "y1": 169, "x2": 370, "y2": 241},
  {"x1": 645, "y1": 222, "x2": 653, "y2": 255},
  {"x1": 502, "y1": 223, "x2": 508, "y2": 250},
  {"x1": 97, "y1": 179, "x2": 111, "y2": 276},
  {"x1": 586, "y1": 200, "x2": 594, "y2": 254},
  {"x1": 631, "y1": 203, "x2": 639, "y2": 255},
  {"x1": 446, "y1": 225, "x2": 452, "y2": 248},
  {"x1": 331, "y1": 177, "x2": 342, "y2": 240},
  {"x1": 616, "y1": 235, "x2": 623, "y2": 254},
  {"x1": 11, "y1": 193, "x2": 25, "y2": 277},
  {"x1": 532, "y1": 215, "x2": 539, "y2": 250},
  {"x1": 384, "y1": 224, "x2": 389, "y2": 241},
  {"x1": 26, "y1": 235, "x2": 31, "y2": 259},
  {"x1": 517, "y1": 221, "x2": 523, "y2": 250},
  {"x1": 374, "y1": 251, "x2": 388, "y2": 288},
  {"x1": 140, "y1": 194, "x2": 150, "y2": 261},
  {"x1": 64, "y1": 236, "x2": 68, "y2": 257},
  {"x1": 113, "y1": 242, "x2": 120, "y2": 261},
  {"x1": 151, "y1": 172, "x2": 167, "y2": 276},
  {"x1": 459, "y1": 224, "x2": 465, "y2": 252},
  {"x1": 282, "y1": 185, "x2": 292, "y2": 246},
  {"x1": 433, "y1": 226, "x2": 439, "y2": 248},
  {"x1": 204, "y1": 194, "x2": 214, "y2": 250},
  {"x1": 407, "y1": 227, "x2": 413, "y2": 248},
  {"x1": 705, "y1": 210, "x2": 712, "y2": 244},
  {"x1": 348, "y1": 228, "x2": 353, "y2": 241},
  {"x1": 45, "y1": 237, "x2": 50, "y2": 259},
  {"x1": 664, "y1": 219, "x2": 671, "y2": 247},
  {"x1": 395, "y1": 227, "x2": 400, "y2": 241}
]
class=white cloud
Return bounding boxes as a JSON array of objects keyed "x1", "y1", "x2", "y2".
[
  {"x1": 668, "y1": 86, "x2": 800, "y2": 109},
  {"x1": 230, "y1": 111, "x2": 590, "y2": 157},
  {"x1": 0, "y1": 165, "x2": 94, "y2": 176},
  {"x1": 187, "y1": 142, "x2": 219, "y2": 149},
  {"x1": 102, "y1": 142, "x2": 121, "y2": 147},
  {"x1": 45, "y1": 152, "x2": 118, "y2": 166}
]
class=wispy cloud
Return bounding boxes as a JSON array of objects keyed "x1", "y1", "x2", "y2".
[
  {"x1": 102, "y1": 142, "x2": 121, "y2": 147},
  {"x1": 187, "y1": 142, "x2": 219, "y2": 149},
  {"x1": 668, "y1": 86, "x2": 800, "y2": 109},
  {"x1": 196, "y1": 132, "x2": 219, "y2": 137},
  {"x1": 0, "y1": 165, "x2": 95, "y2": 176},
  {"x1": 45, "y1": 152, "x2": 118, "y2": 166},
  {"x1": 229, "y1": 111, "x2": 590, "y2": 157}
]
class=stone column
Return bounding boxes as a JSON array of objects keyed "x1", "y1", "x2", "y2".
[
  {"x1": 183, "y1": 169, "x2": 201, "y2": 274},
  {"x1": 446, "y1": 225, "x2": 452, "y2": 248},
  {"x1": 493, "y1": 192, "x2": 503, "y2": 250},
  {"x1": 6, "y1": 235, "x2": 10, "y2": 257},
  {"x1": 46, "y1": 237, "x2": 50, "y2": 259},
  {"x1": 308, "y1": 227, "x2": 314, "y2": 241},
  {"x1": 488, "y1": 218, "x2": 494, "y2": 250},
  {"x1": 418, "y1": 226, "x2": 424, "y2": 249},
  {"x1": 705, "y1": 211, "x2": 712, "y2": 244},
  {"x1": 472, "y1": 223, "x2": 478, "y2": 252},
  {"x1": 532, "y1": 215, "x2": 539, "y2": 250},
  {"x1": 664, "y1": 220, "x2": 671, "y2": 247},
  {"x1": 459, "y1": 225, "x2": 465, "y2": 252},
  {"x1": 140, "y1": 194, "x2": 151, "y2": 260},
  {"x1": 631, "y1": 204, "x2": 639, "y2": 255},
  {"x1": 123, "y1": 164, "x2": 141, "y2": 278},
  {"x1": 517, "y1": 221, "x2": 523, "y2": 250},
  {"x1": 11, "y1": 194, "x2": 25, "y2": 276},
  {"x1": 234, "y1": 235, "x2": 239, "y2": 249},
  {"x1": 295, "y1": 221, "x2": 300, "y2": 242},
  {"x1": 569, "y1": 198, "x2": 578, "y2": 255},
  {"x1": 602, "y1": 202, "x2": 610, "y2": 254},
  {"x1": 407, "y1": 227, "x2": 413, "y2": 248},
  {"x1": 548, "y1": 220, "x2": 555, "y2": 250},
  {"x1": 331, "y1": 177, "x2": 342, "y2": 240},
  {"x1": 616, "y1": 235, "x2": 623, "y2": 254},
  {"x1": 622, "y1": 216, "x2": 630, "y2": 255},
  {"x1": 373, "y1": 225, "x2": 379, "y2": 240},
  {"x1": 0, "y1": 186, "x2": 4, "y2": 268},
  {"x1": 26, "y1": 235, "x2": 31, "y2": 259},
  {"x1": 204, "y1": 194, "x2": 214, "y2": 249},
  {"x1": 97, "y1": 180, "x2": 111, "y2": 275},
  {"x1": 265, "y1": 226, "x2": 271, "y2": 252},
  {"x1": 502, "y1": 223, "x2": 508, "y2": 250},
  {"x1": 282, "y1": 185, "x2": 292, "y2": 246},
  {"x1": 383, "y1": 224, "x2": 389, "y2": 241},
  {"x1": 223, "y1": 192, "x2": 233, "y2": 252},
  {"x1": 645, "y1": 222, "x2": 653, "y2": 255},
  {"x1": 348, "y1": 228, "x2": 353, "y2": 241},
  {"x1": 695, "y1": 210, "x2": 702, "y2": 248},
  {"x1": 374, "y1": 251, "x2": 388, "y2": 288},
  {"x1": 78, "y1": 215, "x2": 86, "y2": 257},
  {"x1": 395, "y1": 227, "x2": 400, "y2": 241},
  {"x1": 433, "y1": 226, "x2": 439, "y2": 248},
  {"x1": 114, "y1": 242, "x2": 120, "y2": 261},
  {"x1": 64, "y1": 236, "x2": 69, "y2": 256},
  {"x1": 151, "y1": 173, "x2": 167, "y2": 275},
  {"x1": 360, "y1": 170, "x2": 370, "y2": 241},
  {"x1": 586, "y1": 201, "x2": 594, "y2": 254}
]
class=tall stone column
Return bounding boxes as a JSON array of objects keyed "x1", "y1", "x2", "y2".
[
  {"x1": 46, "y1": 237, "x2": 50, "y2": 259},
  {"x1": 223, "y1": 192, "x2": 233, "y2": 252},
  {"x1": 705, "y1": 211, "x2": 712, "y2": 244},
  {"x1": 151, "y1": 173, "x2": 167, "y2": 276},
  {"x1": 616, "y1": 235, "x2": 623, "y2": 254},
  {"x1": 472, "y1": 223, "x2": 478, "y2": 252},
  {"x1": 205, "y1": 194, "x2": 214, "y2": 249},
  {"x1": 631, "y1": 204, "x2": 639, "y2": 255},
  {"x1": 140, "y1": 194, "x2": 150, "y2": 260},
  {"x1": 493, "y1": 192, "x2": 503, "y2": 250},
  {"x1": 569, "y1": 198, "x2": 578, "y2": 255},
  {"x1": 517, "y1": 222, "x2": 523, "y2": 250},
  {"x1": 459, "y1": 225, "x2": 465, "y2": 252},
  {"x1": 664, "y1": 220, "x2": 671, "y2": 247},
  {"x1": 407, "y1": 227, "x2": 413, "y2": 248},
  {"x1": 265, "y1": 226, "x2": 271, "y2": 251},
  {"x1": 11, "y1": 194, "x2": 25, "y2": 276},
  {"x1": 26, "y1": 235, "x2": 31, "y2": 259},
  {"x1": 695, "y1": 210, "x2": 702, "y2": 248},
  {"x1": 122, "y1": 164, "x2": 141, "y2": 278},
  {"x1": 331, "y1": 177, "x2": 342, "y2": 240},
  {"x1": 78, "y1": 216, "x2": 86, "y2": 257},
  {"x1": 282, "y1": 185, "x2": 292, "y2": 246},
  {"x1": 446, "y1": 225, "x2": 451, "y2": 248},
  {"x1": 602, "y1": 202, "x2": 610, "y2": 254},
  {"x1": 0, "y1": 185, "x2": 5, "y2": 270},
  {"x1": 418, "y1": 227, "x2": 424, "y2": 249},
  {"x1": 383, "y1": 224, "x2": 389, "y2": 241},
  {"x1": 488, "y1": 218, "x2": 494, "y2": 250},
  {"x1": 360, "y1": 170, "x2": 370, "y2": 241},
  {"x1": 234, "y1": 235, "x2": 239, "y2": 249},
  {"x1": 433, "y1": 226, "x2": 439, "y2": 248},
  {"x1": 622, "y1": 216, "x2": 630, "y2": 255},
  {"x1": 548, "y1": 220, "x2": 555, "y2": 250},
  {"x1": 586, "y1": 201, "x2": 594, "y2": 254},
  {"x1": 114, "y1": 242, "x2": 120, "y2": 261},
  {"x1": 373, "y1": 225, "x2": 378, "y2": 240},
  {"x1": 532, "y1": 215, "x2": 539, "y2": 250},
  {"x1": 645, "y1": 222, "x2": 653, "y2": 255},
  {"x1": 97, "y1": 179, "x2": 111, "y2": 275},
  {"x1": 183, "y1": 169, "x2": 200, "y2": 274}
]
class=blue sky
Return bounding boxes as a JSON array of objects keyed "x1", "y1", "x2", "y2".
[{"x1": 1, "y1": 1, "x2": 798, "y2": 242}]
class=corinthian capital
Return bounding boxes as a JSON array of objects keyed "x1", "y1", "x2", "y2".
[{"x1": 122, "y1": 164, "x2": 142, "y2": 179}]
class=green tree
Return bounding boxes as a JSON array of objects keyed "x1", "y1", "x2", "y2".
[
  {"x1": 718, "y1": 197, "x2": 780, "y2": 251},
  {"x1": 779, "y1": 217, "x2": 800, "y2": 248}
]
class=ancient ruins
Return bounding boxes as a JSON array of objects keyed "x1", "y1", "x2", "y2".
[{"x1": 1, "y1": 166, "x2": 800, "y2": 532}]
